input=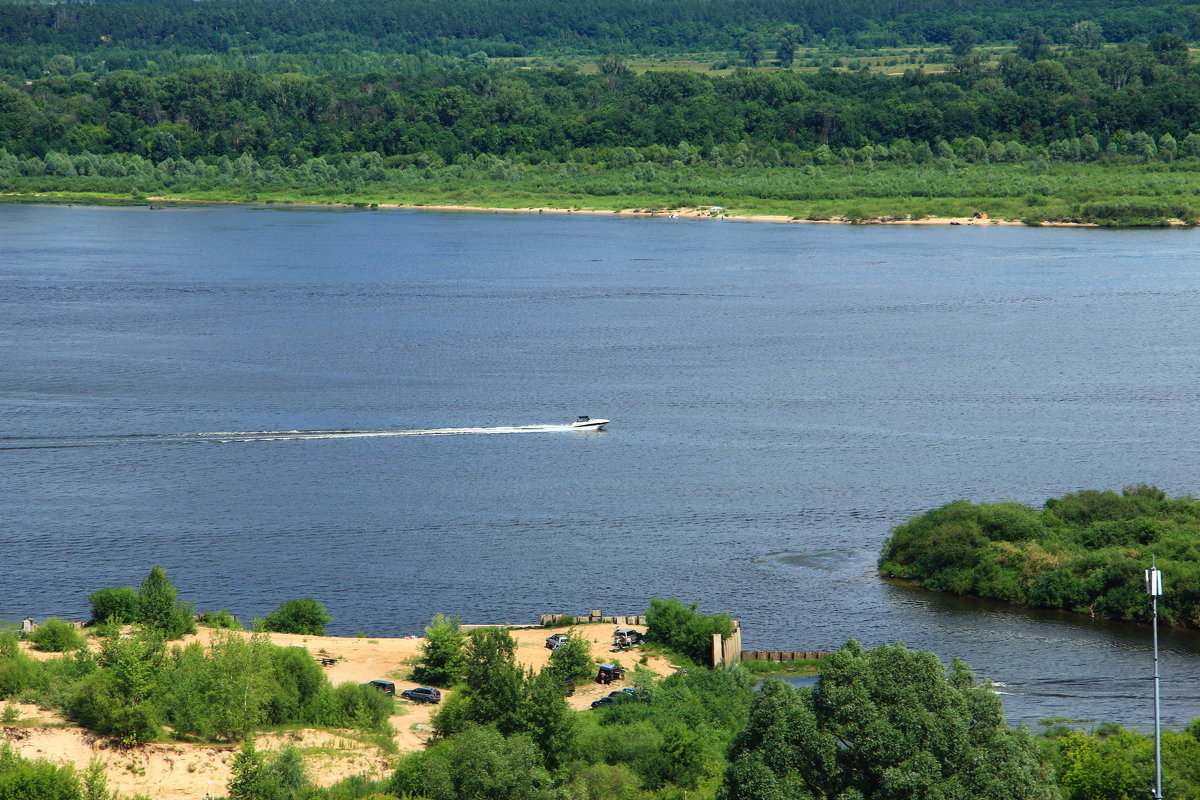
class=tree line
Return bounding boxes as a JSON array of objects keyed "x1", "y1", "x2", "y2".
[
  {"x1": 2, "y1": 0, "x2": 1197, "y2": 62},
  {"x1": 5, "y1": 42, "x2": 1200, "y2": 167}
]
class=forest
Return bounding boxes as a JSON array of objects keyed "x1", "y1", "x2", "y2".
[
  {"x1": 7, "y1": 40, "x2": 1200, "y2": 222},
  {"x1": 5, "y1": 45, "x2": 1200, "y2": 161},
  {"x1": 5, "y1": 0, "x2": 1200, "y2": 221},
  {"x1": 878, "y1": 484, "x2": 1200, "y2": 627},
  {"x1": 1, "y1": 0, "x2": 1200, "y2": 61}
]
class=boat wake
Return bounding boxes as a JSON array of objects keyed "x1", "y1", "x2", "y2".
[{"x1": 0, "y1": 425, "x2": 575, "y2": 450}]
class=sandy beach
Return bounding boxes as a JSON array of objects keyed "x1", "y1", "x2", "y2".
[{"x1": 7, "y1": 623, "x2": 674, "y2": 799}]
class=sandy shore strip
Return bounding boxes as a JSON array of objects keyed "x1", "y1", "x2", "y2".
[{"x1": 134, "y1": 195, "x2": 1057, "y2": 226}]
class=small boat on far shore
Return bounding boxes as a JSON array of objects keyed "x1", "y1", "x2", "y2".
[{"x1": 571, "y1": 415, "x2": 610, "y2": 430}]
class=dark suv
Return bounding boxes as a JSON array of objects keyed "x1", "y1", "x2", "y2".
[{"x1": 400, "y1": 686, "x2": 442, "y2": 704}]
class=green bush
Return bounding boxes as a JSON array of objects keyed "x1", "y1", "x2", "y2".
[
  {"x1": 197, "y1": 609, "x2": 242, "y2": 630},
  {"x1": 259, "y1": 598, "x2": 331, "y2": 636},
  {"x1": 0, "y1": 634, "x2": 39, "y2": 699},
  {"x1": 135, "y1": 567, "x2": 195, "y2": 639},
  {"x1": 0, "y1": 743, "x2": 81, "y2": 800},
  {"x1": 87, "y1": 587, "x2": 138, "y2": 625},
  {"x1": 644, "y1": 598, "x2": 732, "y2": 666},
  {"x1": 546, "y1": 628, "x2": 594, "y2": 683},
  {"x1": 412, "y1": 614, "x2": 466, "y2": 687},
  {"x1": 27, "y1": 620, "x2": 85, "y2": 653}
]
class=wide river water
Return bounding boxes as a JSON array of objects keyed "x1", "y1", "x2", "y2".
[{"x1": 5, "y1": 204, "x2": 1200, "y2": 730}]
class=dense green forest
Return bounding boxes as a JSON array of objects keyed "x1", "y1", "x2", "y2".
[
  {"x1": 878, "y1": 484, "x2": 1200, "y2": 627},
  {"x1": 6, "y1": 45, "x2": 1200, "y2": 160},
  {"x1": 5, "y1": 0, "x2": 1200, "y2": 221},
  {"x1": 1, "y1": 0, "x2": 1198, "y2": 64}
]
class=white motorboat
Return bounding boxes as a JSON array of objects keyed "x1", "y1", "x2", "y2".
[{"x1": 571, "y1": 415, "x2": 610, "y2": 430}]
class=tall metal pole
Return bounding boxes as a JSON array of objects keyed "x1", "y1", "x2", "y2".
[{"x1": 1147, "y1": 560, "x2": 1164, "y2": 800}]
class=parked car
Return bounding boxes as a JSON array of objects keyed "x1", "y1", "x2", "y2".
[
  {"x1": 400, "y1": 686, "x2": 442, "y2": 704},
  {"x1": 363, "y1": 680, "x2": 395, "y2": 696},
  {"x1": 593, "y1": 690, "x2": 638, "y2": 709},
  {"x1": 545, "y1": 633, "x2": 569, "y2": 649},
  {"x1": 614, "y1": 629, "x2": 644, "y2": 645},
  {"x1": 596, "y1": 664, "x2": 626, "y2": 684}
]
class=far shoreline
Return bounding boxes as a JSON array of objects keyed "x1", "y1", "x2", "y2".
[{"x1": 1, "y1": 191, "x2": 1116, "y2": 227}]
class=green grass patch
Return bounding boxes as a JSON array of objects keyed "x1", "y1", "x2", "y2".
[{"x1": 738, "y1": 658, "x2": 823, "y2": 677}]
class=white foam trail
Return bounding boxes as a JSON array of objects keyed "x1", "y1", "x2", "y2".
[
  {"x1": 1, "y1": 425, "x2": 579, "y2": 450},
  {"x1": 186, "y1": 425, "x2": 573, "y2": 441}
]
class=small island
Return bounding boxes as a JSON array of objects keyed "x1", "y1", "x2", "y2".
[{"x1": 879, "y1": 483, "x2": 1200, "y2": 627}]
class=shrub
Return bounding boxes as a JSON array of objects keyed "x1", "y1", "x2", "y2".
[
  {"x1": 0, "y1": 634, "x2": 38, "y2": 698},
  {"x1": 136, "y1": 567, "x2": 195, "y2": 639},
  {"x1": 0, "y1": 743, "x2": 81, "y2": 800},
  {"x1": 546, "y1": 629, "x2": 594, "y2": 682},
  {"x1": 412, "y1": 614, "x2": 466, "y2": 687},
  {"x1": 27, "y1": 619, "x2": 85, "y2": 652},
  {"x1": 644, "y1": 598, "x2": 732, "y2": 666},
  {"x1": 259, "y1": 598, "x2": 331, "y2": 636},
  {"x1": 88, "y1": 586, "x2": 138, "y2": 625},
  {"x1": 198, "y1": 609, "x2": 242, "y2": 630}
]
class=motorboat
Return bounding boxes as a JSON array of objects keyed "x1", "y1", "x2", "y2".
[{"x1": 571, "y1": 415, "x2": 610, "y2": 430}]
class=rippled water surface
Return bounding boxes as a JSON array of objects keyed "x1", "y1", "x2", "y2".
[{"x1": 5, "y1": 204, "x2": 1200, "y2": 729}]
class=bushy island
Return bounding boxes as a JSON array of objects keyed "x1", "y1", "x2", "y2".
[{"x1": 879, "y1": 484, "x2": 1200, "y2": 626}]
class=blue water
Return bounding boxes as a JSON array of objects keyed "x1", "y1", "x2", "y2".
[{"x1": 5, "y1": 203, "x2": 1200, "y2": 728}]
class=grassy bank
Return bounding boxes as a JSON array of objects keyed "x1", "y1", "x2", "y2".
[
  {"x1": 6, "y1": 160, "x2": 1200, "y2": 225},
  {"x1": 738, "y1": 657, "x2": 823, "y2": 677}
]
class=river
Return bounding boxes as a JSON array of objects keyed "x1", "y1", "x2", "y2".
[{"x1": 4, "y1": 203, "x2": 1200, "y2": 729}]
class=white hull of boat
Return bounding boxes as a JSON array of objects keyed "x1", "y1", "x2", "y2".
[{"x1": 571, "y1": 418, "x2": 610, "y2": 430}]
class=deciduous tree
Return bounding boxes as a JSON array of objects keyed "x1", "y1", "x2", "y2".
[{"x1": 723, "y1": 641, "x2": 1055, "y2": 800}]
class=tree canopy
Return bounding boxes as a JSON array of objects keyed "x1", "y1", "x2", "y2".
[{"x1": 723, "y1": 640, "x2": 1056, "y2": 800}]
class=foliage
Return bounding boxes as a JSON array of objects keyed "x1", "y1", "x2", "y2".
[
  {"x1": 198, "y1": 609, "x2": 243, "y2": 630},
  {"x1": 645, "y1": 598, "x2": 732, "y2": 665},
  {"x1": 546, "y1": 628, "x2": 595, "y2": 683},
  {"x1": 412, "y1": 614, "x2": 466, "y2": 687},
  {"x1": 259, "y1": 598, "x2": 331, "y2": 636},
  {"x1": 879, "y1": 486, "x2": 1200, "y2": 627},
  {"x1": 137, "y1": 567, "x2": 196, "y2": 639},
  {"x1": 396, "y1": 724, "x2": 556, "y2": 800},
  {"x1": 0, "y1": 743, "x2": 81, "y2": 800},
  {"x1": 456, "y1": 627, "x2": 525, "y2": 735},
  {"x1": 228, "y1": 739, "x2": 312, "y2": 800},
  {"x1": 1037, "y1": 722, "x2": 1200, "y2": 800},
  {"x1": 80, "y1": 758, "x2": 111, "y2": 800},
  {"x1": 27, "y1": 620, "x2": 84, "y2": 653},
  {"x1": 3, "y1": 620, "x2": 388, "y2": 745},
  {"x1": 2, "y1": 0, "x2": 1186, "y2": 68},
  {"x1": 87, "y1": 587, "x2": 139, "y2": 625},
  {"x1": 723, "y1": 640, "x2": 1056, "y2": 800},
  {"x1": 0, "y1": 634, "x2": 38, "y2": 699}
]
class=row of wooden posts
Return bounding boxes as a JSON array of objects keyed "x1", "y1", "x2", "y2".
[{"x1": 740, "y1": 650, "x2": 832, "y2": 662}]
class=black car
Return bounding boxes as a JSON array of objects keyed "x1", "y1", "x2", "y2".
[
  {"x1": 400, "y1": 686, "x2": 442, "y2": 703},
  {"x1": 591, "y1": 695, "x2": 617, "y2": 708},
  {"x1": 363, "y1": 680, "x2": 396, "y2": 696}
]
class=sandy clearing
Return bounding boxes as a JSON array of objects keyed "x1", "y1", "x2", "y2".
[{"x1": 6, "y1": 623, "x2": 673, "y2": 799}]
